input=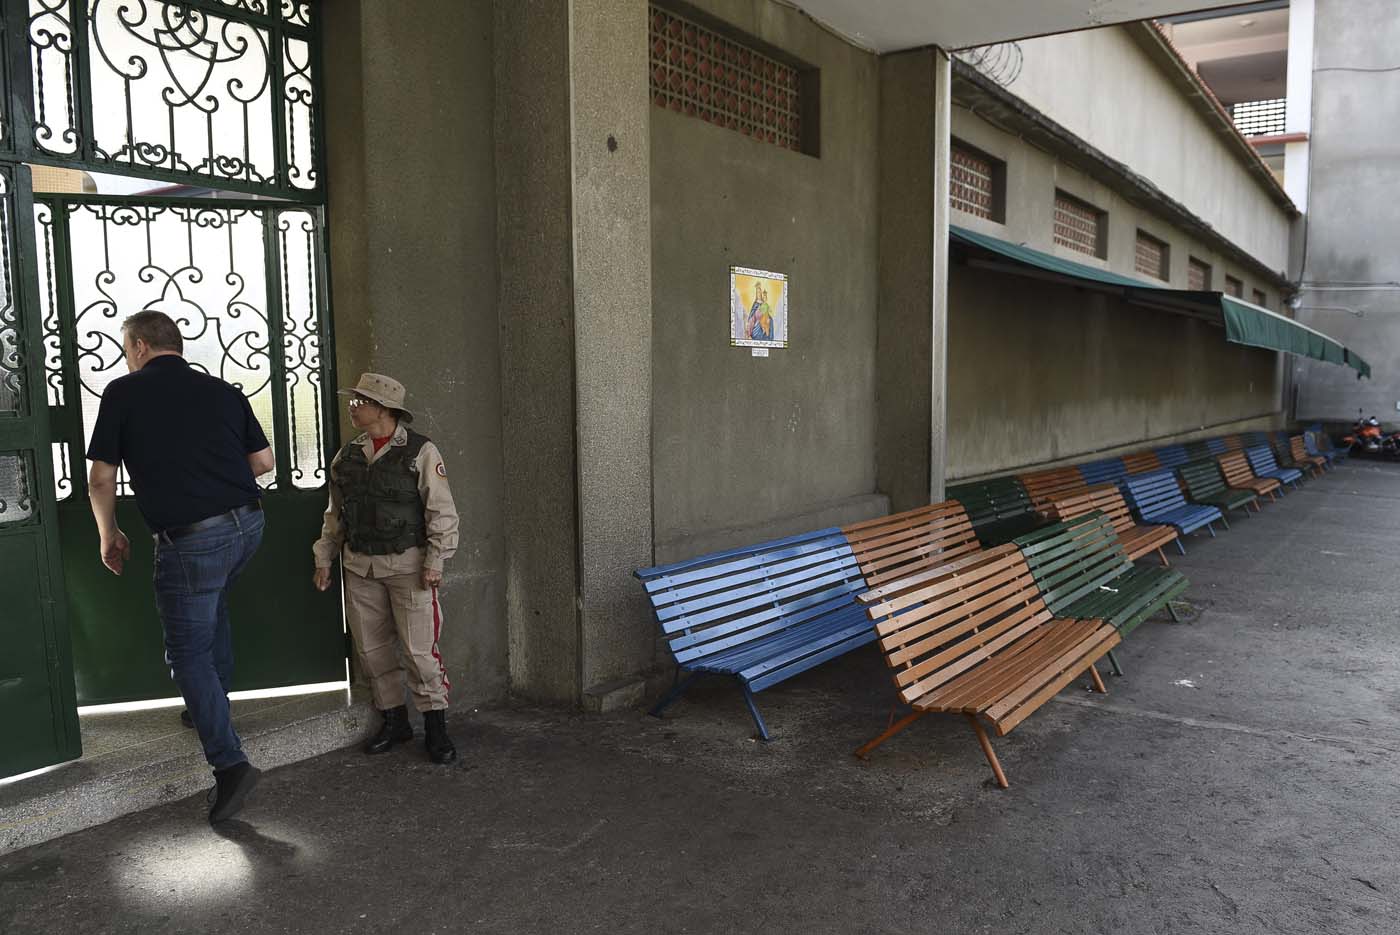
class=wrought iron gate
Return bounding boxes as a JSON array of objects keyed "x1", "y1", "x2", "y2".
[
  {"x1": 1, "y1": 0, "x2": 335, "y2": 774},
  {"x1": 39, "y1": 195, "x2": 343, "y2": 703}
]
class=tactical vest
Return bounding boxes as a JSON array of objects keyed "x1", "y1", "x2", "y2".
[{"x1": 333, "y1": 430, "x2": 430, "y2": 556}]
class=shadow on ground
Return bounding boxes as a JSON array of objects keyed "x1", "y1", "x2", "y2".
[{"x1": 2, "y1": 463, "x2": 1398, "y2": 934}]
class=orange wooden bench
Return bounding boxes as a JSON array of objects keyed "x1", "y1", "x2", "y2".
[
  {"x1": 1289, "y1": 435, "x2": 1328, "y2": 474},
  {"x1": 1122, "y1": 451, "x2": 1162, "y2": 474},
  {"x1": 855, "y1": 545, "x2": 1120, "y2": 788},
  {"x1": 842, "y1": 500, "x2": 983, "y2": 589},
  {"x1": 1041, "y1": 484, "x2": 1181, "y2": 565},
  {"x1": 1221, "y1": 435, "x2": 1244, "y2": 451},
  {"x1": 1018, "y1": 466, "x2": 1089, "y2": 509},
  {"x1": 1217, "y1": 451, "x2": 1281, "y2": 502}
]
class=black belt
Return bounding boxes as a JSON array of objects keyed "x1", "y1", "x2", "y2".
[{"x1": 157, "y1": 502, "x2": 262, "y2": 544}]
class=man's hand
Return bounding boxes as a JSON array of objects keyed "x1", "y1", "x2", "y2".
[
  {"x1": 313, "y1": 567, "x2": 332, "y2": 592},
  {"x1": 100, "y1": 531, "x2": 132, "y2": 576},
  {"x1": 421, "y1": 568, "x2": 443, "y2": 591}
]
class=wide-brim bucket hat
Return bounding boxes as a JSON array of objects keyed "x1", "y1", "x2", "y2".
[{"x1": 338, "y1": 372, "x2": 414, "y2": 422}]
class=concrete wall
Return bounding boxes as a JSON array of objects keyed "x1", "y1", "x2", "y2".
[
  {"x1": 1008, "y1": 26, "x2": 1293, "y2": 273},
  {"x1": 947, "y1": 265, "x2": 1282, "y2": 480},
  {"x1": 1293, "y1": 0, "x2": 1400, "y2": 425},
  {"x1": 950, "y1": 107, "x2": 1287, "y2": 307},
  {"x1": 649, "y1": 0, "x2": 886, "y2": 560},
  {"x1": 322, "y1": 0, "x2": 508, "y2": 702}
]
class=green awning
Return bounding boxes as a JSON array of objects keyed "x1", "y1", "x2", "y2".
[
  {"x1": 951, "y1": 225, "x2": 1372, "y2": 379},
  {"x1": 1221, "y1": 295, "x2": 1369, "y2": 377}
]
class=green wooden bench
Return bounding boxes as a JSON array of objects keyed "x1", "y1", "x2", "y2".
[
  {"x1": 1178, "y1": 458, "x2": 1259, "y2": 518},
  {"x1": 1013, "y1": 511, "x2": 1188, "y2": 676},
  {"x1": 946, "y1": 476, "x2": 1043, "y2": 547}
]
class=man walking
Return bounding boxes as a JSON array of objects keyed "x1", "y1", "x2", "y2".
[
  {"x1": 87, "y1": 311, "x2": 273, "y2": 823},
  {"x1": 312, "y1": 373, "x2": 460, "y2": 764}
]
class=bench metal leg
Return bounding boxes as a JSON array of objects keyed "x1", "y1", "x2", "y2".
[
  {"x1": 1216, "y1": 516, "x2": 1227, "y2": 532},
  {"x1": 1106, "y1": 649, "x2": 1124, "y2": 677},
  {"x1": 1173, "y1": 538, "x2": 1186, "y2": 556},
  {"x1": 854, "y1": 705, "x2": 927, "y2": 760},
  {"x1": 740, "y1": 683, "x2": 772, "y2": 742},
  {"x1": 966, "y1": 715, "x2": 1010, "y2": 789},
  {"x1": 1167, "y1": 602, "x2": 1182, "y2": 623},
  {"x1": 649, "y1": 671, "x2": 701, "y2": 719}
]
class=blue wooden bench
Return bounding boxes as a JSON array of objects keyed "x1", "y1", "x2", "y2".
[
  {"x1": 1121, "y1": 469, "x2": 1225, "y2": 541},
  {"x1": 1303, "y1": 429, "x2": 1342, "y2": 467},
  {"x1": 1305, "y1": 424, "x2": 1349, "y2": 463},
  {"x1": 1245, "y1": 444, "x2": 1303, "y2": 489},
  {"x1": 1077, "y1": 457, "x2": 1128, "y2": 486},
  {"x1": 1154, "y1": 444, "x2": 1190, "y2": 469},
  {"x1": 636, "y1": 528, "x2": 875, "y2": 740},
  {"x1": 1205, "y1": 437, "x2": 1228, "y2": 456}
]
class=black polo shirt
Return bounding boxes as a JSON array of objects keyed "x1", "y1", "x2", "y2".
[{"x1": 85, "y1": 355, "x2": 270, "y2": 533}]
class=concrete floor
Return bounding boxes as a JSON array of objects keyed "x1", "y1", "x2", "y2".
[{"x1": 1, "y1": 461, "x2": 1398, "y2": 934}]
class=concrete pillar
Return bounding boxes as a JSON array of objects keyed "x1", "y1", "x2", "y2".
[
  {"x1": 875, "y1": 48, "x2": 951, "y2": 511},
  {"x1": 321, "y1": 0, "x2": 509, "y2": 703},
  {"x1": 930, "y1": 49, "x2": 952, "y2": 502},
  {"x1": 495, "y1": 0, "x2": 654, "y2": 707}
]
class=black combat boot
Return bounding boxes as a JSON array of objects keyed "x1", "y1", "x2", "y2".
[
  {"x1": 423, "y1": 709, "x2": 457, "y2": 765},
  {"x1": 363, "y1": 705, "x2": 414, "y2": 755}
]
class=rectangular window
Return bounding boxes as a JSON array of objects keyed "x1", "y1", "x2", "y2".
[
  {"x1": 1188, "y1": 257, "x2": 1212, "y2": 291},
  {"x1": 649, "y1": 4, "x2": 816, "y2": 155},
  {"x1": 1053, "y1": 191, "x2": 1106, "y2": 258},
  {"x1": 1225, "y1": 275, "x2": 1244, "y2": 298},
  {"x1": 950, "y1": 142, "x2": 1005, "y2": 222},
  {"x1": 1252, "y1": 288, "x2": 1268, "y2": 308},
  {"x1": 1134, "y1": 230, "x2": 1169, "y2": 281}
]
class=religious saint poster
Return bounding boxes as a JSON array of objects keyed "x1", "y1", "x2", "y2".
[{"x1": 730, "y1": 267, "x2": 789, "y2": 349}]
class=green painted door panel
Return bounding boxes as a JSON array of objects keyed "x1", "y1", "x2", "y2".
[
  {"x1": 0, "y1": 528, "x2": 79, "y2": 776},
  {"x1": 62, "y1": 490, "x2": 344, "y2": 705},
  {"x1": 0, "y1": 164, "x2": 81, "y2": 780}
]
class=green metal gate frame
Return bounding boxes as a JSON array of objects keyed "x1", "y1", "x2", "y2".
[
  {"x1": 0, "y1": 0, "x2": 339, "y2": 773},
  {"x1": 0, "y1": 163, "x2": 80, "y2": 778}
]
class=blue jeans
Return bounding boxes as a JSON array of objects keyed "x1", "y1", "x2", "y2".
[{"x1": 153, "y1": 508, "x2": 265, "y2": 771}]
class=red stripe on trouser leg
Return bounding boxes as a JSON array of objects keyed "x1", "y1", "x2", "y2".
[{"x1": 431, "y1": 586, "x2": 450, "y2": 702}]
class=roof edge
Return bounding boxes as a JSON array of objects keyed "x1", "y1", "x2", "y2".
[{"x1": 951, "y1": 59, "x2": 1292, "y2": 291}]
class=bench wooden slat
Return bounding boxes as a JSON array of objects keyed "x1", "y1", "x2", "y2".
[
  {"x1": 1122, "y1": 451, "x2": 1163, "y2": 474},
  {"x1": 842, "y1": 501, "x2": 982, "y2": 589},
  {"x1": 1018, "y1": 466, "x2": 1090, "y2": 508}
]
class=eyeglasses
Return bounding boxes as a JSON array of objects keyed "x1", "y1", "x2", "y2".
[{"x1": 347, "y1": 396, "x2": 375, "y2": 409}]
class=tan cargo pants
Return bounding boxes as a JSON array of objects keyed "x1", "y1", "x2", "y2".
[{"x1": 343, "y1": 570, "x2": 451, "y2": 712}]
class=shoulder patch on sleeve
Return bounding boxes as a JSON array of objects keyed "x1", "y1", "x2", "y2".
[{"x1": 435, "y1": 462, "x2": 447, "y2": 478}]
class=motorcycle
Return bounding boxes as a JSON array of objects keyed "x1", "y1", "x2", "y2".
[{"x1": 1340, "y1": 413, "x2": 1400, "y2": 458}]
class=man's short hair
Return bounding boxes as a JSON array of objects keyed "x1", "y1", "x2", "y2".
[{"x1": 122, "y1": 311, "x2": 183, "y2": 354}]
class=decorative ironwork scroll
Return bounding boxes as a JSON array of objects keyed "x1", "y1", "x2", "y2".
[
  {"x1": 37, "y1": 195, "x2": 331, "y2": 500},
  {"x1": 63, "y1": 199, "x2": 279, "y2": 491},
  {"x1": 33, "y1": 201, "x2": 63, "y2": 407},
  {"x1": 20, "y1": 0, "x2": 321, "y2": 198},
  {"x1": 0, "y1": 172, "x2": 22, "y2": 415},
  {"x1": 275, "y1": 207, "x2": 321, "y2": 487},
  {"x1": 28, "y1": 0, "x2": 80, "y2": 156}
]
